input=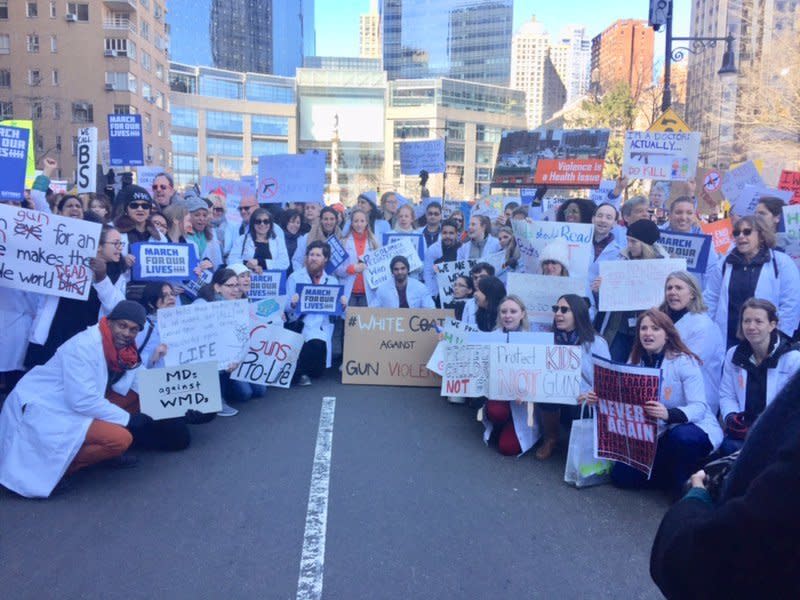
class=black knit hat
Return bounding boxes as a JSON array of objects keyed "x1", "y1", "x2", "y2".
[
  {"x1": 116, "y1": 185, "x2": 153, "y2": 209},
  {"x1": 626, "y1": 219, "x2": 660, "y2": 246},
  {"x1": 108, "y1": 300, "x2": 147, "y2": 330}
]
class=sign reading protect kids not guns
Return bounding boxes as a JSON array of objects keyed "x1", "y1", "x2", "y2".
[{"x1": 0, "y1": 204, "x2": 102, "y2": 300}]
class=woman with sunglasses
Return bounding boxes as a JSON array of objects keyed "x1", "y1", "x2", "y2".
[
  {"x1": 113, "y1": 185, "x2": 164, "y2": 245},
  {"x1": 705, "y1": 214, "x2": 800, "y2": 348},
  {"x1": 229, "y1": 208, "x2": 290, "y2": 273}
]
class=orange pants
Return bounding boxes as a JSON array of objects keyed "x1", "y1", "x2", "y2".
[{"x1": 67, "y1": 389, "x2": 139, "y2": 475}]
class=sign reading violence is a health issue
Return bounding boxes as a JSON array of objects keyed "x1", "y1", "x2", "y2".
[
  {"x1": 107, "y1": 114, "x2": 144, "y2": 167},
  {"x1": 257, "y1": 152, "x2": 326, "y2": 204},
  {"x1": 622, "y1": 131, "x2": 701, "y2": 181}
]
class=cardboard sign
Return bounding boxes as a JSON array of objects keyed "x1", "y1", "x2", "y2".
[
  {"x1": 0, "y1": 119, "x2": 35, "y2": 187},
  {"x1": 108, "y1": 114, "x2": 144, "y2": 167},
  {"x1": 778, "y1": 170, "x2": 800, "y2": 205},
  {"x1": 435, "y1": 258, "x2": 478, "y2": 304},
  {"x1": 441, "y1": 343, "x2": 491, "y2": 397},
  {"x1": 76, "y1": 127, "x2": 98, "y2": 194},
  {"x1": 593, "y1": 357, "x2": 660, "y2": 477},
  {"x1": 325, "y1": 235, "x2": 349, "y2": 275},
  {"x1": 731, "y1": 185, "x2": 793, "y2": 217},
  {"x1": 159, "y1": 300, "x2": 250, "y2": 369},
  {"x1": 250, "y1": 270, "x2": 287, "y2": 300},
  {"x1": 695, "y1": 167, "x2": 725, "y2": 214},
  {"x1": 700, "y1": 218, "x2": 733, "y2": 256},
  {"x1": 383, "y1": 232, "x2": 425, "y2": 262},
  {"x1": 781, "y1": 205, "x2": 800, "y2": 270},
  {"x1": 138, "y1": 362, "x2": 222, "y2": 420},
  {"x1": 721, "y1": 161, "x2": 763, "y2": 209},
  {"x1": 487, "y1": 343, "x2": 583, "y2": 404},
  {"x1": 363, "y1": 238, "x2": 423, "y2": 290},
  {"x1": 658, "y1": 231, "x2": 712, "y2": 273},
  {"x1": 0, "y1": 125, "x2": 29, "y2": 201},
  {"x1": 257, "y1": 152, "x2": 326, "y2": 204},
  {"x1": 295, "y1": 283, "x2": 344, "y2": 316},
  {"x1": 49, "y1": 180, "x2": 69, "y2": 195},
  {"x1": 231, "y1": 324, "x2": 303, "y2": 388},
  {"x1": 512, "y1": 220, "x2": 594, "y2": 278},
  {"x1": 342, "y1": 307, "x2": 452, "y2": 387},
  {"x1": 0, "y1": 205, "x2": 102, "y2": 299},
  {"x1": 426, "y1": 319, "x2": 478, "y2": 376},
  {"x1": 647, "y1": 107, "x2": 691, "y2": 133},
  {"x1": 599, "y1": 258, "x2": 686, "y2": 311},
  {"x1": 130, "y1": 242, "x2": 198, "y2": 281},
  {"x1": 506, "y1": 273, "x2": 587, "y2": 327},
  {"x1": 399, "y1": 139, "x2": 445, "y2": 175},
  {"x1": 622, "y1": 131, "x2": 701, "y2": 181}
]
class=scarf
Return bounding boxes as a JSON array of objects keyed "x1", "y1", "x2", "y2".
[
  {"x1": 554, "y1": 329, "x2": 580, "y2": 346},
  {"x1": 99, "y1": 317, "x2": 141, "y2": 374}
]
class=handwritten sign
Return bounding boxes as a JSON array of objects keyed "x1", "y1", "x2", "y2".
[
  {"x1": 108, "y1": 114, "x2": 144, "y2": 167},
  {"x1": 295, "y1": 283, "x2": 344, "y2": 316},
  {"x1": 250, "y1": 270, "x2": 287, "y2": 300},
  {"x1": 399, "y1": 139, "x2": 445, "y2": 175},
  {"x1": 434, "y1": 258, "x2": 477, "y2": 304},
  {"x1": 130, "y1": 242, "x2": 198, "y2": 281},
  {"x1": 0, "y1": 125, "x2": 29, "y2": 201},
  {"x1": 781, "y1": 205, "x2": 800, "y2": 270},
  {"x1": 231, "y1": 324, "x2": 303, "y2": 389},
  {"x1": 622, "y1": 131, "x2": 701, "y2": 181},
  {"x1": 426, "y1": 318, "x2": 478, "y2": 376},
  {"x1": 363, "y1": 238, "x2": 423, "y2": 289},
  {"x1": 593, "y1": 357, "x2": 660, "y2": 477},
  {"x1": 658, "y1": 232, "x2": 711, "y2": 273},
  {"x1": 441, "y1": 343, "x2": 491, "y2": 397},
  {"x1": 700, "y1": 218, "x2": 733, "y2": 256},
  {"x1": 342, "y1": 307, "x2": 452, "y2": 387},
  {"x1": 778, "y1": 170, "x2": 800, "y2": 205},
  {"x1": 731, "y1": 184, "x2": 793, "y2": 218},
  {"x1": 512, "y1": 220, "x2": 594, "y2": 278},
  {"x1": 721, "y1": 160, "x2": 763, "y2": 209},
  {"x1": 383, "y1": 232, "x2": 425, "y2": 261},
  {"x1": 138, "y1": 362, "x2": 222, "y2": 420},
  {"x1": 695, "y1": 167, "x2": 725, "y2": 214},
  {"x1": 76, "y1": 127, "x2": 98, "y2": 194},
  {"x1": 0, "y1": 205, "x2": 101, "y2": 299},
  {"x1": 325, "y1": 235, "x2": 349, "y2": 274},
  {"x1": 599, "y1": 258, "x2": 686, "y2": 311},
  {"x1": 506, "y1": 273, "x2": 586, "y2": 327},
  {"x1": 200, "y1": 176, "x2": 257, "y2": 224},
  {"x1": 159, "y1": 300, "x2": 250, "y2": 369},
  {"x1": 257, "y1": 152, "x2": 326, "y2": 204},
  {"x1": 488, "y1": 343, "x2": 583, "y2": 404}
]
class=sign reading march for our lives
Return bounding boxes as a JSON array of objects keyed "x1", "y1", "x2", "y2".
[
  {"x1": 138, "y1": 362, "x2": 222, "y2": 420},
  {"x1": 658, "y1": 232, "x2": 712, "y2": 274},
  {"x1": 108, "y1": 114, "x2": 144, "y2": 167},
  {"x1": 0, "y1": 205, "x2": 102, "y2": 299},
  {"x1": 325, "y1": 235, "x2": 348, "y2": 275},
  {"x1": 622, "y1": 131, "x2": 700, "y2": 181},
  {"x1": 257, "y1": 152, "x2": 326, "y2": 204},
  {"x1": 512, "y1": 220, "x2": 594, "y2": 278},
  {"x1": 488, "y1": 343, "x2": 583, "y2": 405},
  {"x1": 599, "y1": 258, "x2": 686, "y2": 312},
  {"x1": 250, "y1": 270, "x2": 286, "y2": 300},
  {"x1": 383, "y1": 232, "x2": 425, "y2": 262},
  {"x1": 362, "y1": 238, "x2": 423, "y2": 290},
  {"x1": 295, "y1": 284, "x2": 344, "y2": 317},
  {"x1": 399, "y1": 139, "x2": 445, "y2": 175},
  {"x1": 0, "y1": 125, "x2": 30, "y2": 201},
  {"x1": 232, "y1": 324, "x2": 303, "y2": 389},
  {"x1": 593, "y1": 356, "x2": 660, "y2": 477},
  {"x1": 130, "y1": 242, "x2": 198, "y2": 282}
]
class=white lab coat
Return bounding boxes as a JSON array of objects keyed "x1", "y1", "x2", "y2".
[
  {"x1": 461, "y1": 298, "x2": 478, "y2": 327},
  {"x1": 285, "y1": 269, "x2": 339, "y2": 368},
  {"x1": 228, "y1": 233, "x2": 290, "y2": 271},
  {"x1": 0, "y1": 324, "x2": 138, "y2": 498},
  {"x1": 373, "y1": 278, "x2": 435, "y2": 309},
  {"x1": 0, "y1": 290, "x2": 37, "y2": 371},
  {"x1": 456, "y1": 235, "x2": 502, "y2": 261},
  {"x1": 674, "y1": 311, "x2": 725, "y2": 416},
  {"x1": 423, "y1": 241, "x2": 450, "y2": 298},
  {"x1": 334, "y1": 234, "x2": 377, "y2": 305}
]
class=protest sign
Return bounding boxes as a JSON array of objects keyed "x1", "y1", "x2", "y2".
[
  {"x1": 506, "y1": 273, "x2": 586, "y2": 327},
  {"x1": 399, "y1": 139, "x2": 445, "y2": 175},
  {"x1": 108, "y1": 114, "x2": 144, "y2": 167},
  {"x1": 778, "y1": 170, "x2": 800, "y2": 205},
  {"x1": 622, "y1": 131, "x2": 701, "y2": 181},
  {"x1": 542, "y1": 197, "x2": 566, "y2": 214},
  {"x1": 342, "y1": 307, "x2": 452, "y2": 387},
  {"x1": 700, "y1": 218, "x2": 733, "y2": 256},
  {"x1": 0, "y1": 204, "x2": 101, "y2": 299},
  {"x1": 199, "y1": 176, "x2": 257, "y2": 224},
  {"x1": 295, "y1": 283, "x2": 344, "y2": 317},
  {"x1": 325, "y1": 235, "x2": 349, "y2": 275},
  {"x1": 657, "y1": 231, "x2": 712, "y2": 273},
  {"x1": 426, "y1": 319, "x2": 478, "y2": 376},
  {"x1": 257, "y1": 152, "x2": 325, "y2": 204},
  {"x1": 442, "y1": 343, "x2": 491, "y2": 397},
  {"x1": 781, "y1": 205, "x2": 800, "y2": 270},
  {"x1": 435, "y1": 258, "x2": 477, "y2": 304},
  {"x1": 593, "y1": 357, "x2": 660, "y2": 477},
  {"x1": 231, "y1": 324, "x2": 303, "y2": 389},
  {"x1": 519, "y1": 188, "x2": 538, "y2": 205},
  {"x1": 695, "y1": 167, "x2": 725, "y2": 214},
  {"x1": 250, "y1": 295, "x2": 288, "y2": 324},
  {"x1": 383, "y1": 232, "x2": 425, "y2": 261},
  {"x1": 135, "y1": 166, "x2": 163, "y2": 191},
  {"x1": 599, "y1": 258, "x2": 686, "y2": 311},
  {"x1": 76, "y1": 127, "x2": 98, "y2": 194},
  {"x1": 50, "y1": 180, "x2": 69, "y2": 194},
  {"x1": 183, "y1": 269, "x2": 212, "y2": 299},
  {"x1": 363, "y1": 238, "x2": 423, "y2": 289},
  {"x1": 488, "y1": 343, "x2": 583, "y2": 404},
  {"x1": 731, "y1": 184, "x2": 793, "y2": 217},
  {"x1": 159, "y1": 300, "x2": 250, "y2": 369},
  {"x1": 721, "y1": 160, "x2": 763, "y2": 208},
  {"x1": 512, "y1": 220, "x2": 594, "y2": 278},
  {"x1": 0, "y1": 125, "x2": 29, "y2": 201},
  {"x1": 138, "y1": 362, "x2": 222, "y2": 420},
  {"x1": 130, "y1": 242, "x2": 198, "y2": 282},
  {"x1": 1, "y1": 119, "x2": 35, "y2": 187},
  {"x1": 250, "y1": 270, "x2": 286, "y2": 300}
]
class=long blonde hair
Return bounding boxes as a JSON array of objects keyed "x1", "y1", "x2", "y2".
[
  {"x1": 347, "y1": 209, "x2": 379, "y2": 250},
  {"x1": 495, "y1": 295, "x2": 530, "y2": 332}
]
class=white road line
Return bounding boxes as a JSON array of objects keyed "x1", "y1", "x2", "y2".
[{"x1": 296, "y1": 396, "x2": 336, "y2": 600}]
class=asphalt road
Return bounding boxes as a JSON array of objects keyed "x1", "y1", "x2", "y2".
[{"x1": 1, "y1": 372, "x2": 668, "y2": 599}]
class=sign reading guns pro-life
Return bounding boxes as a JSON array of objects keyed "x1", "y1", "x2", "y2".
[
  {"x1": 0, "y1": 205, "x2": 102, "y2": 299},
  {"x1": 107, "y1": 114, "x2": 144, "y2": 167},
  {"x1": 130, "y1": 242, "x2": 198, "y2": 281},
  {"x1": 506, "y1": 273, "x2": 586, "y2": 327},
  {"x1": 138, "y1": 362, "x2": 222, "y2": 420},
  {"x1": 295, "y1": 284, "x2": 344, "y2": 317},
  {"x1": 622, "y1": 131, "x2": 700, "y2": 181},
  {"x1": 512, "y1": 220, "x2": 594, "y2": 278},
  {"x1": 232, "y1": 324, "x2": 303, "y2": 389},
  {"x1": 257, "y1": 152, "x2": 326, "y2": 204},
  {"x1": 249, "y1": 270, "x2": 286, "y2": 300},
  {"x1": 158, "y1": 300, "x2": 251, "y2": 370},
  {"x1": 76, "y1": 127, "x2": 98, "y2": 194},
  {"x1": 488, "y1": 343, "x2": 583, "y2": 405},
  {"x1": 657, "y1": 232, "x2": 712, "y2": 274},
  {"x1": 362, "y1": 238, "x2": 423, "y2": 289},
  {"x1": 399, "y1": 139, "x2": 445, "y2": 175},
  {"x1": 599, "y1": 258, "x2": 687, "y2": 312},
  {"x1": 593, "y1": 357, "x2": 660, "y2": 477},
  {"x1": 0, "y1": 125, "x2": 29, "y2": 201}
]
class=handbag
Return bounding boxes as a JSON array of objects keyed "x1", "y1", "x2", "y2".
[{"x1": 564, "y1": 403, "x2": 612, "y2": 488}]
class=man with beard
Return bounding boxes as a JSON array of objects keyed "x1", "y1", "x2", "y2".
[
  {"x1": 424, "y1": 219, "x2": 462, "y2": 306},
  {"x1": 375, "y1": 256, "x2": 435, "y2": 309}
]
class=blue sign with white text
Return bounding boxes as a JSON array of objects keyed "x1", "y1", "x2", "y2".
[
  {"x1": 325, "y1": 235, "x2": 349, "y2": 275},
  {"x1": 0, "y1": 125, "x2": 30, "y2": 201},
  {"x1": 108, "y1": 114, "x2": 144, "y2": 167}
]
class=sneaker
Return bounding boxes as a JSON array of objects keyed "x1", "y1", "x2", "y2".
[
  {"x1": 102, "y1": 452, "x2": 139, "y2": 469},
  {"x1": 217, "y1": 402, "x2": 239, "y2": 417},
  {"x1": 297, "y1": 374, "x2": 312, "y2": 387}
]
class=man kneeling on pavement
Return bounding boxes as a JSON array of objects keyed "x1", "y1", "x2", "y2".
[{"x1": 0, "y1": 301, "x2": 190, "y2": 498}]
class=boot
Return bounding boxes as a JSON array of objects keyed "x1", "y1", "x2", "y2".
[{"x1": 535, "y1": 409, "x2": 561, "y2": 460}]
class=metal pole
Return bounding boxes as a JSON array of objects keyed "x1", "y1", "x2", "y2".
[
  {"x1": 661, "y1": 0, "x2": 673, "y2": 112},
  {"x1": 441, "y1": 132, "x2": 447, "y2": 200}
]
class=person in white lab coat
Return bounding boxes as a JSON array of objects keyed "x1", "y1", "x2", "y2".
[
  {"x1": 373, "y1": 256, "x2": 435, "y2": 309},
  {"x1": 457, "y1": 215, "x2": 502, "y2": 260},
  {"x1": 228, "y1": 208, "x2": 290, "y2": 272}
]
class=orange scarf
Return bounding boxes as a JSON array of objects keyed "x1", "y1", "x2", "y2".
[{"x1": 99, "y1": 317, "x2": 141, "y2": 373}]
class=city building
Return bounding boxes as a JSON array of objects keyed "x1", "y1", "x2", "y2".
[
  {"x1": 167, "y1": 0, "x2": 211, "y2": 66},
  {"x1": 168, "y1": 63, "x2": 296, "y2": 186},
  {"x1": 590, "y1": 19, "x2": 654, "y2": 96},
  {"x1": 557, "y1": 25, "x2": 592, "y2": 105},
  {"x1": 381, "y1": 0, "x2": 513, "y2": 85},
  {"x1": 304, "y1": 56, "x2": 381, "y2": 71},
  {"x1": 360, "y1": 0, "x2": 381, "y2": 60},
  {"x1": 210, "y1": 0, "x2": 315, "y2": 77},
  {"x1": 0, "y1": 0, "x2": 172, "y2": 182}
]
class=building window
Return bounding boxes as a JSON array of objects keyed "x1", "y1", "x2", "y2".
[
  {"x1": 251, "y1": 140, "x2": 287, "y2": 157},
  {"x1": 113, "y1": 104, "x2": 135, "y2": 115},
  {"x1": 251, "y1": 115, "x2": 289, "y2": 136},
  {"x1": 157, "y1": 120, "x2": 164, "y2": 137},
  {"x1": 128, "y1": 73, "x2": 137, "y2": 93},
  {"x1": 154, "y1": 91, "x2": 164, "y2": 109},
  {"x1": 158, "y1": 148, "x2": 165, "y2": 165},
  {"x1": 27, "y1": 34, "x2": 40, "y2": 53},
  {"x1": 71, "y1": 102, "x2": 93, "y2": 123},
  {"x1": 55, "y1": 135, "x2": 62, "y2": 152},
  {"x1": 0, "y1": 34, "x2": 9, "y2": 54},
  {"x1": 155, "y1": 62, "x2": 163, "y2": 81},
  {"x1": 0, "y1": 1, "x2": 8, "y2": 19},
  {"x1": 141, "y1": 50, "x2": 151, "y2": 71},
  {"x1": 51, "y1": 69, "x2": 58, "y2": 85},
  {"x1": 27, "y1": 2, "x2": 38, "y2": 18},
  {"x1": 142, "y1": 82, "x2": 151, "y2": 100},
  {"x1": 199, "y1": 75, "x2": 242, "y2": 100},
  {"x1": 35, "y1": 133, "x2": 44, "y2": 152},
  {"x1": 71, "y1": 135, "x2": 77, "y2": 155},
  {"x1": 143, "y1": 112, "x2": 152, "y2": 133},
  {"x1": 0, "y1": 69, "x2": 9, "y2": 87},
  {"x1": 53, "y1": 102, "x2": 60, "y2": 119},
  {"x1": 170, "y1": 106, "x2": 198, "y2": 129},
  {"x1": 206, "y1": 111, "x2": 243, "y2": 133},
  {"x1": 140, "y1": 0, "x2": 150, "y2": 9},
  {"x1": 66, "y1": 2, "x2": 89, "y2": 21},
  {"x1": 171, "y1": 134, "x2": 197, "y2": 153},
  {"x1": 28, "y1": 69, "x2": 42, "y2": 85},
  {"x1": 140, "y1": 19, "x2": 150, "y2": 41},
  {"x1": 31, "y1": 101, "x2": 43, "y2": 119},
  {"x1": 50, "y1": 35, "x2": 57, "y2": 52},
  {"x1": 49, "y1": 0, "x2": 56, "y2": 18},
  {"x1": 206, "y1": 136, "x2": 243, "y2": 157},
  {"x1": 0, "y1": 101, "x2": 13, "y2": 119},
  {"x1": 146, "y1": 144, "x2": 153, "y2": 162}
]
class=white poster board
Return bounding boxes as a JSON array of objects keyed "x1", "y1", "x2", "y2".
[
  {"x1": 598, "y1": 258, "x2": 686, "y2": 311},
  {"x1": 76, "y1": 127, "x2": 98, "y2": 194},
  {"x1": 363, "y1": 238, "x2": 423, "y2": 289},
  {"x1": 506, "y1": 273, "x2": 587, "y2": 327},
  {"x1": 512, "y1": 220, "x2": 594, "y2": 278},
  {"x1": 231, "y1": 323, "x2": 303, "y2": 388},
  {"x1": 138, "y1": 362, "x2": 222, "y2": 420},
  {"x1": 487, "y1": 343, "x2": 583, "y2": 404},
  {"x1": 622, "y1": 131, "x2": 701, "y2": 181}
]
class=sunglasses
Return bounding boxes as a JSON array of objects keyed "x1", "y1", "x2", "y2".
[
  {"x1": 551, "y1": 305, "x2": 571, "y2": 314},
  {"x1": 128, "y1": 202, "x2": 151, "y2": 210},
  {"x1": 733, "y1": 227, "x2": 753, "y2": 237},
  {"x1": 152, "y1": 184, "x2": 169, "y2": 191},
  {"x1": 212, "y1": 207, "x2": 225, "y2": 213},
  {"x1": 253, "y1": 218, "x2": 271, "y2": 225}
]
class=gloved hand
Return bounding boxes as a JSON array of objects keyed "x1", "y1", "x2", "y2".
[
  {"x1": 725, "y1": 412, "x2": 750, "y2": 440},
  {"x1": 126, "y1": 412, "x2": 154, "y2": 438}
]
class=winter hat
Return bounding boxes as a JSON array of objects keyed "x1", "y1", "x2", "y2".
[
  {"x1": 627, "y1": 219, "x2": 660, "y2": 246},
  {"x1": 185, "y1": 194, "x2": 210, "y2": 213},
  {"x1": 228, "y1": 262, "x2": 250, "y2": 276},
  {"x1": 116, "y1": 185, "x2": 153, "y2": 209},
  {"x1": 539, "y1": 240, "x2": 570, "y2": 272},
  {"x1": 108, "y1": 300, "x2": 147, "y2": 330}
]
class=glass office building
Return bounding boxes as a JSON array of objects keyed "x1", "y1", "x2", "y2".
[{"x1": 382, "y1": 0, "x2": 513, "y2": 85}]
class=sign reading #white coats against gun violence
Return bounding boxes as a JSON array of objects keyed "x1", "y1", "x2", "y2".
[
  {"x1": 622, "y1": 131, "x2": 700, "y2": 181},
  {"x1": 0, "y1": 204, "x2": 102, "y2": 300}
]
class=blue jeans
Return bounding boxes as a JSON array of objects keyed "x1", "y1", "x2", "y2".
[
  {"x1": 718, "y1": 435, "x2": 745, "y2": 457},
  {"x1": 219, "y1": 372, "x2": 266, "y2": 403},
  {"x1": 611, "y1": 423, "x2": 712, "y2": 493}
]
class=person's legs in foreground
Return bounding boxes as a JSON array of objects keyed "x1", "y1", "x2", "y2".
[
  {"x1": 294, "y1": 339, "x2": 327, "y2": 385},
  {"x1": 108, "y1": 388, "x2": 191, "y2": 451},
  {"x1": 535, "y1": 404, "x2": 561, "y2": 460},
  {"x1": 486, "y1": 400, "x2": 521, "y2": 456}
]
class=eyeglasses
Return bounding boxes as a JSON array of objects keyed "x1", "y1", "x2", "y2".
[
  {"x1": 213, "y1": 207, "x2": 225, "y2": 213},
  {"x1": 254, "y1": 218, "x2": 271, "y2": 225},
  {"x1": 239, "y1": 205, "x2": 256, "y2": 212},
  {"x1": 152, "y1": 184, "x2": 170, "y2": 191},
  {"x1": 222, "y1": 283, "x2": 240, "y2": 288},
  {"x1": 551, "y1": 305, "x2": 571, "y2": 314},
  {"x1": 733, "y1": 227, "x2": 753, "y2": 237},
  {"x1": 103, "y1": 241, "x2": 123, "y2": 248},
  {"x1": 128, "y1": 202, "x2": 151, "y2": 210}
]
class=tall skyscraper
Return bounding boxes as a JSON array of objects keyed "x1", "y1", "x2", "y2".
[
  {"x1": 381, "y1": 0, "x2": 513, "y2": 85},
  {"x1": 590, "y1": 19, "x2": 654, "y2": 96},
  {"x1": 557, "y1": 25, "x2": 592, "y2": 104},
  {"x1": 360, "y1": 0, "x2": 381, "y2": 60},
  {"x1": 210, "y1": 0, "x2": 315, "y2": 77}
]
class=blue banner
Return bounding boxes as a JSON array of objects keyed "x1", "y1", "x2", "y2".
[
  {"x1": 131, "y1": 242, "x2": 198, "y2": 282},
  {"x1": 382, "y1": 232, "x2": 425, "y2": 262},
  {"x1": 519, "y1": 188, "x2": 538, "y2": 205},
  {"x1": 108, "y1": 114, "x2": 144, "y2": 167},
  {"x1": 183, "y1": 269, "x2": 212, "y2": 299},
  {"x1": 0, "y1": 125, "x2": 30, "y2": 201},
  {"x1": 399, "y1": 140, "x2": 445, "y2": 175},
  {"x1": 325, "y1": 235, "x2": 349, "y2": 275},
  {"x1": 295, "y1": 283, "x2": 344, "y2": 317},
  {"x1": 658, "y1": 231, "x2": 712, "y2": 274},
  {"x1": 250, "y1": 270, "x2": 287, "y2": 299}
]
